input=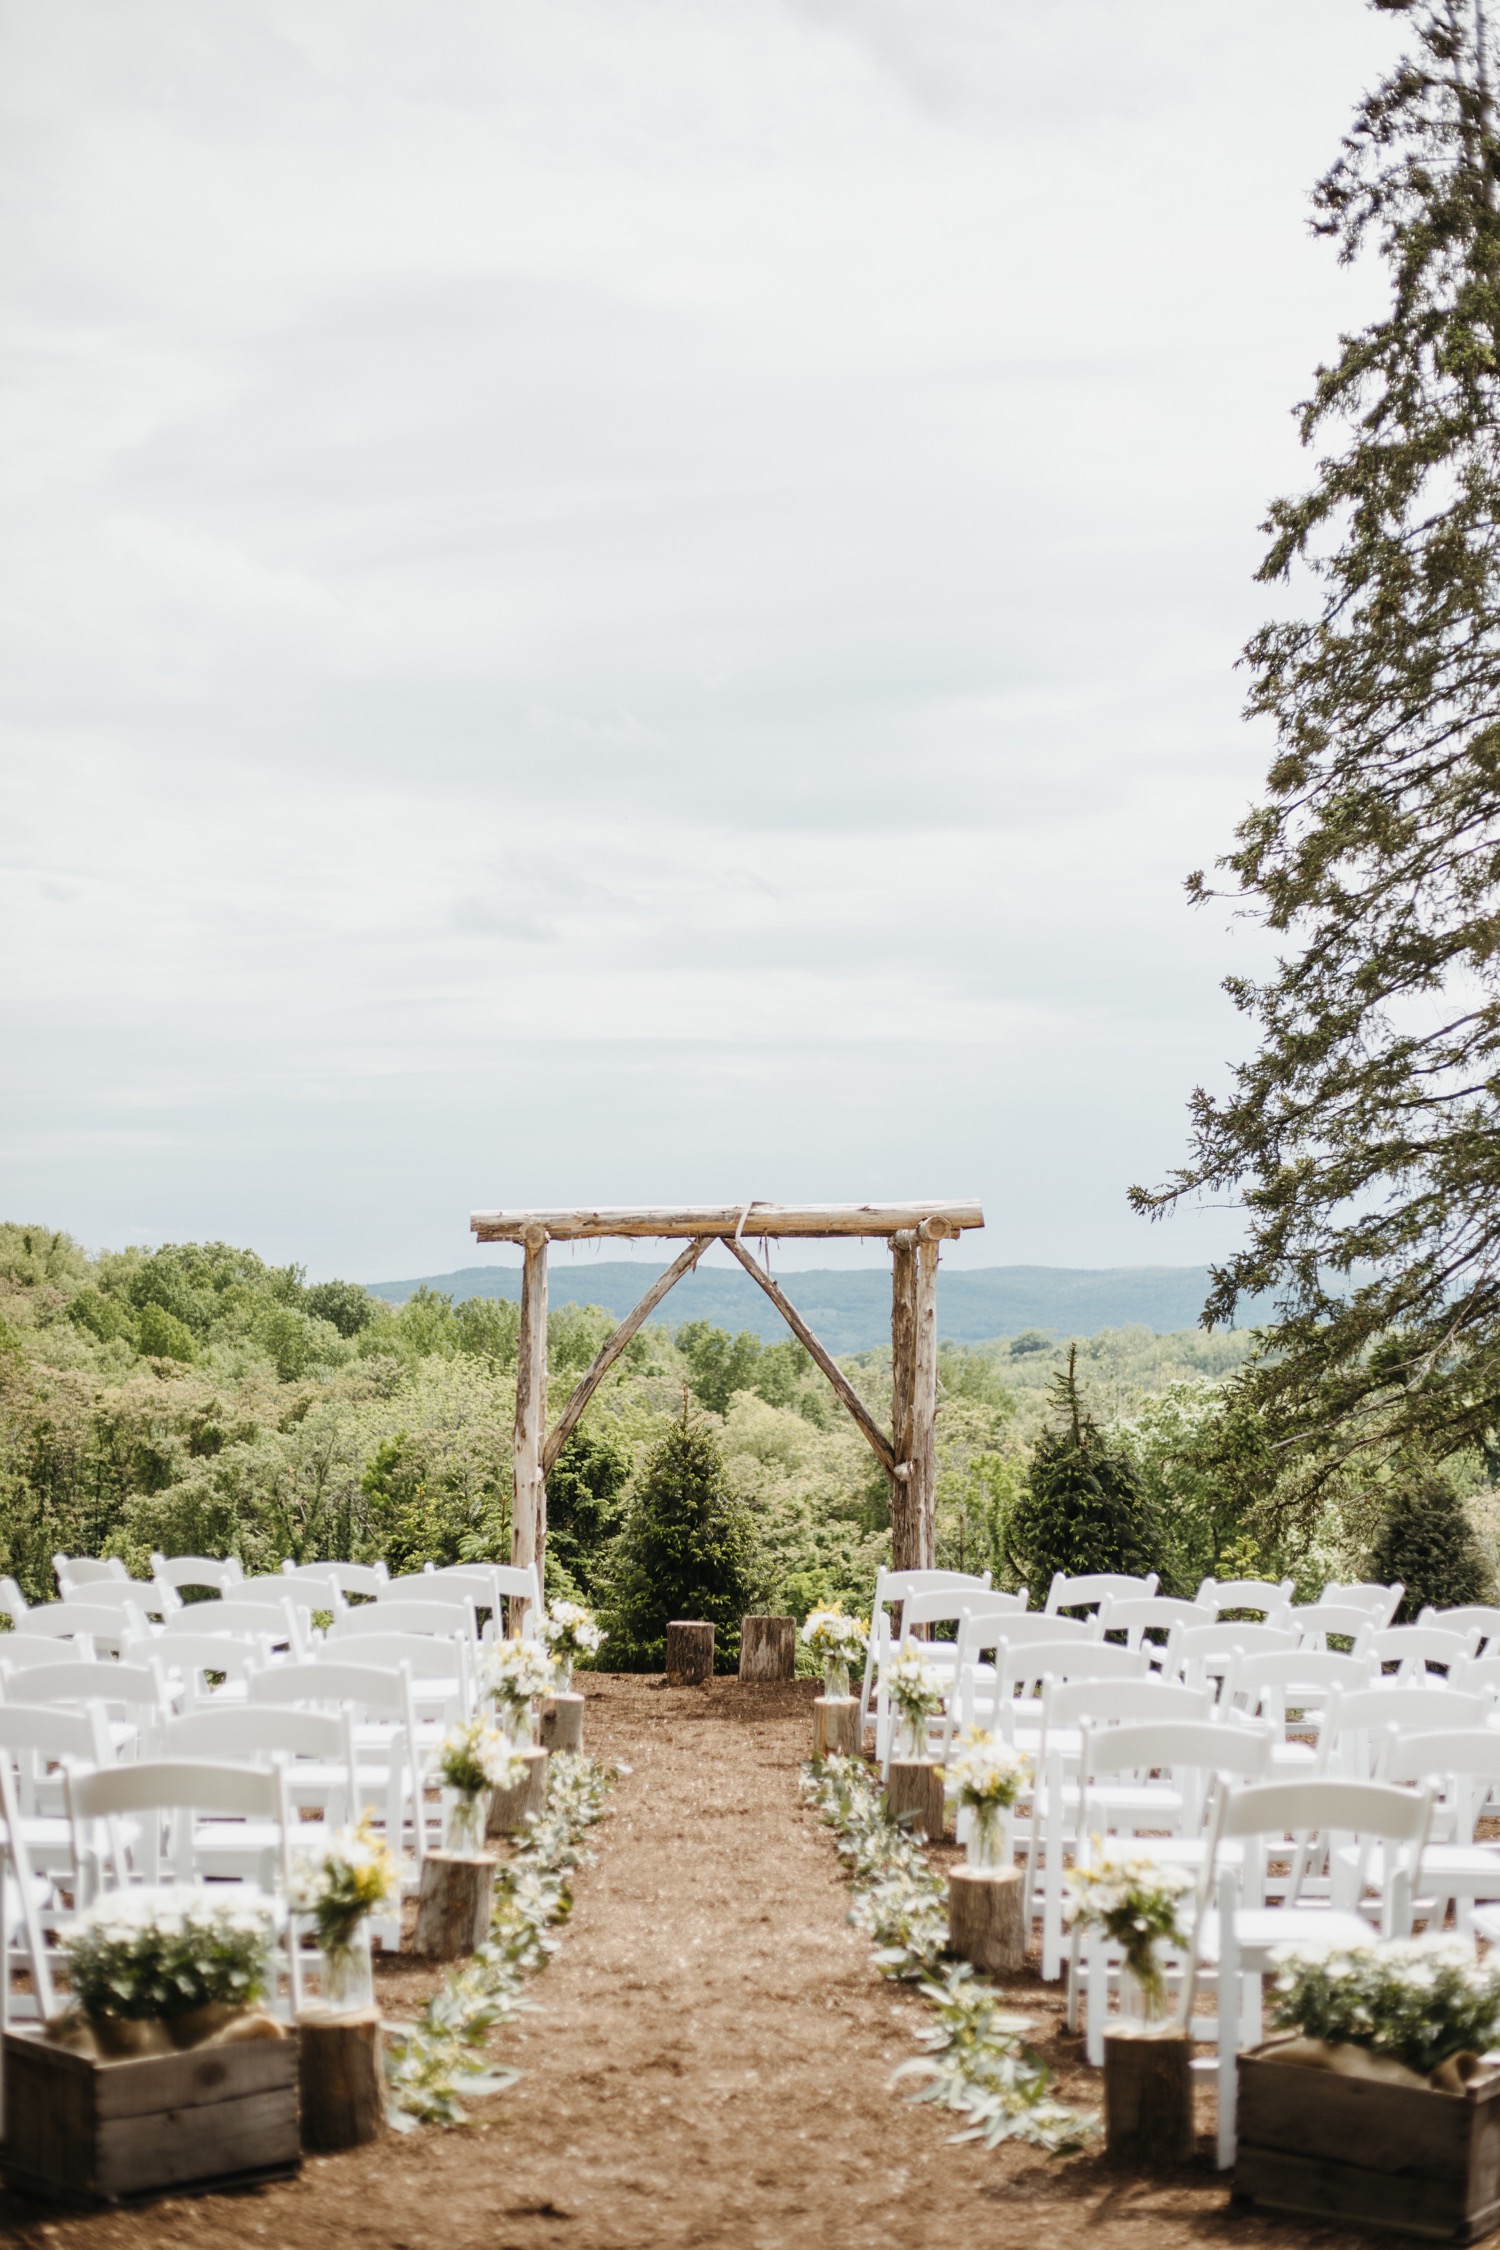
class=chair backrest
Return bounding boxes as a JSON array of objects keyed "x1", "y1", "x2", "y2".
[
  {"x1": 1044, "y1": 1674, "x2": 1212, "y2": 1732},
  {"x1": 900, "y1": 1586, "x2": 1021, "y2": 1635},
  {"x1": 1172, "y1": 1621, "x2": 1299, "y2": 1670},
  {"x1": 1291, "y1": 1601, "x2": 1382, "y2": 1648},
  {"x1": 282, "y1": 1559, "x2": 389, "y2": 1597},
  {"x1": 53, "y1": 1555, "x2": 128, "y2": 1591},
  {"x1": 988, "y1": 1640, "x2": 1147, "y2": 1720},
  {"x1": 1325, "y1": 1681, "x2": 1490, "y2": 1775},
  {"x1": 1099, "y1": 1596, "x2": 1214, "y2": 1648},
  {"x1": 0, "y1": 1576, "x2": 28, "y2": 1623},
  {"x1": 1044, "y1": 1570, "x2": 1158, "y2": 1615},
  {"x1": 160, "y1": 1703, "x2": 354, "y2": 1781},
  {"x1": 158, "y1": 1597, "x2": 301, "y2": 1647},
  {"x1": 1455, "y1": 1650, "x2": 1500, "y2": 1696},
  {"x1": 1227, "y1": 1646, "x2": 1373, "y2": 1701},
  {"x1": 1080, "y1": 1714, "x2": 1273, "y2": 1796},
  {"x1": 0, "y1": 1636, "x2": 91, "y2": 1673},
  {"x1": 1325, "y1": 1580, "x2": 1404, "y2": 1624},
  {"x1": 237, "y1": 1574, "x2": 344, "y2": 1618},
  {"x1": 61, "y1": 1576, "x2": 178, "y2": 1618},
  {"x1": 331, "y1": 1600, "x2": 474, "y2": 1642},
  {"x1": 1356, "y1": 1622, "x2": 1481, "y2": 1676},
  {"x1": 1385, "y1": 1725, "x2": 1500, "y2": 1789},
  {"x1": 68, "y1": 1758, "x2": 290, "y2": 1891},
  {"x1": 3, "y1": 1658, "x2": 168, "y2": 1716},
  {"x1": 318, "y1": 1627, "x2": 466, "y2": 1681},
  {"x1": 12, "y1": 1602, "x2": 139, "y2": 1650},
  {"x1": 151, "y1": 1552, "x2": 244, "y2": 1593},
  {"x1": 1215, "y1": 1772, "x2": 1430, "y2": 1849},
  {"x1": 0, "y1": 1699, "x2": 112, "y2": 1773},
  {"x1": 247, "y1": 1658, "x2": 413, "y2": 1717},
  {"x1": 1195, "y1": 1576, "x2": 1295, "y2": 1618},
  {"x1": 1421, "y1": 1605, "x2": 1500, "y2": 1650},
  {"x1": 138, "y1": 1632, "x2": 271, "y2": 1704},
  {"x1": 968, "y1": 1611, "x2": 1100, "y2": 1651}
]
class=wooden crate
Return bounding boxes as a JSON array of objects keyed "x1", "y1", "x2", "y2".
[
  {"x1": 1236, "y1": 2044, "x2": 1500, "y2": 2242},
  {"x1": 0, "y1": 2026, "x2": 301, "y2": 2203}
]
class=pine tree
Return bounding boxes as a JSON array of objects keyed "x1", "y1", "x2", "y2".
[
  {"x1": 1370, "y1": 1463, "x2": 1492, "y2": 1616},
  {"x1": 1134, "y1": 1, "x2": 1500, "y2": 1478},
  {"x1": 599, "y1": 1410, "x2": 763, "y2": 1672},
  {"x1": 1003, "y1": 1346, "x2": 1157, "y2": 1596}
]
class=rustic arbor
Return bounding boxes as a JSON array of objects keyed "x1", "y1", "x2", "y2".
[{"x1": 466, "y1": 1201, "x2": 985, "y2": 1579}]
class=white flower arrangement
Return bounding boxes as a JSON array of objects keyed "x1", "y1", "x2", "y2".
[
  {"x1": 1270, "y1": 1935, "x2": 1500, "y2": 2080},
  {"x1": 880, "y1": 1641, "x2": 945, "y2": 1755},
  {"x1": 801, "y1": 1604, "x2": 868, "y2": 1694},
  {"x1": 61, "y1": 1886, "x2": 275, "y2": 2025},
  {"x1": 539, "y1": 1600, "x2": 605, "y2": 1688},
  {"x1": 481, "y1": 1635, "x2": 554, "y2": 1708},
  {"x1": 1064, "y1": 1846, "x2": 1194, "y2": 2017},
  {"x1": 433, "y1": 1716, "x2": 528, "y2": 1800},
  {"x1": 945, "y1": 1730, "x2": 1032, "y2": 1811},
  {"x1": 287, "y1": 1812, "x2": 400, "y2": 1954}
]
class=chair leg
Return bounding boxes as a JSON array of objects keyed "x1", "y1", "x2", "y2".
[{"x1": 1217, "y1": 1964, "x2": 1241, "y2": 2170}]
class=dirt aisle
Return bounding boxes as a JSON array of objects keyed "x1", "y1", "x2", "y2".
[{"x1": 0, "y1": 1677, "x2": 1351, "y2": 2250}]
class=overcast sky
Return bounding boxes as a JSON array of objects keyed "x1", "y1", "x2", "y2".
[{"x1": 1, "y1": 1, "x2": 1400, "y2": 1284}]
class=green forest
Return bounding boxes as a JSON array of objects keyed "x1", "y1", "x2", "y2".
[{"x1": 2, "y1": 1223, "x2": 1495, "y2": 1652}]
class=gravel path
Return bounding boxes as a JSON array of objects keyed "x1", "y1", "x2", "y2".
[{"x1": 0, "y1": 1676, "x2": 1362, "y2": 2249}]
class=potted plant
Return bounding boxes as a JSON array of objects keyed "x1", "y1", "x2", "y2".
[
  {"x1": 1065, "y1": 1846, "x2": 1196, "y2": 2167},
  {"x1": 538, "y1": 1599, "x2": 606, "y2": 1694},
  {"x1": 1064, "y1": 1847, "x2": 1193, "y2": 2023},
  {"x1": 481, "y1": 1634, "x2": 555, "y2": 1745},
  {"x1": 288, "y1": 1813, "x2": 400, "y2": 2015},
  {"x1": 1237, "y1": 1936, "x2": 1500, "y2": 2238},
  {"x1": 2, "y1": 1887, "x2": 300, "y2": 2201},
  {"x1": 801, "y1": 1603, "x2": 868, "y2": 1700},
  {"x1": 433, "y1": 1716, "x2": 527, "y2": 1854}
]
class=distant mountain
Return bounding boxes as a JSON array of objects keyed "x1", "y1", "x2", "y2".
[{"x1": 362, "y1": 1262, "x2": 1261, "y2": 1355}]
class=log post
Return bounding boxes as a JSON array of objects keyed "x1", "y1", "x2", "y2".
[
  {"x1": 888, "y1": 1230, "x2": 919, "y2": 1573},
  {"x1": 512, "y1": 1224, "x2": 549, "y2": 1590},
  {"x1": 486, "y1": 1747, "x2": 549, "y2": 1837},
  {"x1": 1103, "y1": 2025, "x2": 1195, "y2": 2169},
  {"x1": 739, "y1": 1616, "x2": 795, "y2": 1682},
  {"x1": 540, "y1": 1692, "x2": 584, "y2": 1752},
  {"x1": 908, "y1": 1224, "x2": 942, "y2": 1575},
  {"x1": 665, "y1": 1620, "x2": 715, "y2": 1684},
  {"x1": 298, "y1": 2008, "x2": 385, "y2": 2151},
  {"x1": 414, "y1": 1850, "x2": 497, "y2": 1959},
  {"x1": 885, "y1": 1759, "x2": 945, "y2": 1839},
  {"x1": 812, "y1": 1697, "x2": 861, "y2": 1758},
  {"x1": 947, "y1": 1865, "x2": 1025, "y2": 1973}
]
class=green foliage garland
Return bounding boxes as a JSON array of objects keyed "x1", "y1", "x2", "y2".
[
  {"x1": 801, "y1": 1755, "x2": 1094, "y2": 2152},
  {"x1": 384, "y1": 1751, "x2": 615, "y2": 2128}
]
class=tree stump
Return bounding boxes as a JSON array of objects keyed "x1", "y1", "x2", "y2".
[
  {"x1": 812, "y1": 1697, "x2": 861, "y2": 1758},
  {"x1": 414, "y1": 1849, "x2": 496, "y2": 1959},
  {"x1": 947, "y1": 1864, "x2": 1025, "y2": 1973},
  {"x1": 739, "y1": 1615, "x2": 795, "y2": 1681},
  {"x1": 486, "y1": 1747, "x2": 549, "y2": 1837},
  {"x1": 298, "y1": 2007, "x2": 385, "y2": 2151},
  {"x1": 540, "y1": 1693, "x2": 584, "y2": 1752},
  {"x1": 885, "y1": 1759, "x2": 945, "y2": 1839},
  {"x1": 665, "y1": 1620, "x2": 715, "y2": 1685},
  {"x1": 1103, "y1": 2025, "x2": 1194, "y2": 2169}
]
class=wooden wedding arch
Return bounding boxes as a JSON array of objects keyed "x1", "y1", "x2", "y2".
[{"x1": 467, "y1": 1200, "x2": 985, "y2": 1579}]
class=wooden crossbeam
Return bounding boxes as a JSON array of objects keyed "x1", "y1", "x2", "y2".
[
  {"x1": 471, "y1": 1199, "x2": 982, "y2": 1243},
  {"x1": 542, "y1": 1239, "x2": 708, "y2": 1476},
  {"x1": 720, "y1": 1236, "x2": 897, "y2": 1475}
]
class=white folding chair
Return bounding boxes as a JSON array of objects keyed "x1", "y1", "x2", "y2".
[
  {"x1": 66, "y1": 1760, "x2": 301, "y2": 2012},
  {"x1": 0, "y1": 1638, "x2": 95, "y2": 1682},
  {"x1": 61, "y1": 1576, "x2": 179, "y2": 1623},
  {"x1": 3, "y1": 1660, "x2": 171, "y2": 1754},
  {"x1": 0, "y1": 1702, "x2": 111, "y2": 1876},
  {"x1": 1186, "y1": 1774, "x2": 1430, "y2": 2167},
  {"x1": 1169, "y1": 1621, "x2": 1298, "y2": 1703},
  {"x1": 248, "y1": 1657, "x2": 429, "y2": 1877},
  {"x1": 859, "y1": 1566, "x2": 994, "y2": 1729},
  {"x1": 1355, "y1": 1620, "x2": 1480, "y2": 1680},
  {"x1": 159, "y1": 1706, "x2": 359, "y2": 1897},
  {"x1": 157, "y1": 1597, "x2": 305, "y2": 1657},
  {"x1": 282, "y1": 1559, "x2": 389, "y2": 1599},
  {"x1": 1325, "y1": 1580, "x2": 1404, "y2": 1627},
  {"x1": 152, "y1": 1552, "x2": 245, "y2": 1595},
  {"x1": 938, "y1": 1603, "x2": 1089, "y2": 1758},
  {"x1": 1043, "y1": 1570, "x2": 1158, "y2": 1616},
  {"x1": 10, "y1": 1603, "x2": 143, "y2": 1659},
  {"x1": 1023, "y1": 1671, "x2": 1208, "y2": 1978},
  {"x1": 53, "y1": 1555, "x2": 127, "y2": 1594},
  {"x1": 1099, "y1": 1595, "x2": 1214, "y2": 1665},
  {"x1": 1323, "y1": 1681, "x2": 1490, "y2": 1777},
  {"x1": 1382, "y1": 1728, "x2": 1500, "y2": 1934},
  {"x1": 342, "y1": 1593, "x2": 479, "y2": 1643},
  {"x1": 132, "y1": 1631, "x2": 272, "y2": 1709},
  {"x1": 0, "y1": 1756, "x2": 62, "y2": 2086},
  {"x1": 1070, "y1": 1717, "x2": 1275, "y2": 2060},
  {"x1": 1194, "y1": 1576, "x2": 1295, "y2": 1621},
  {"x1": 1290, "y1": 1600, "x2": 1384, "y2": 1650},
  {"x1": 237, "y1": 1575, "x2": 347, "y2": 1629},
  {"x1": 1421, "y1": 1604, "x2": 1500, "y2": 1654},
  {"x1": 1219, "y1": 1645, "x2": 1375, "y2": 1766}
]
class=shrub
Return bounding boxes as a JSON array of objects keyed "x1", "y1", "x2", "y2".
[
  {"x1": 600, "y1": 1413, "x2": 762, "y2": 1671},
  {"x1": 1370, "y1": 1463, "x2": 1491, "y2": 1619},
  {"x1": 137, "y1": 1302, "x2": 195, "y2": 1363},
  {"x1": 545, "y1": 1424, "x2": 631, "y2": 1602},
  {"x1": 1003, "y1": 1345, "x2": 1157, "y2": 1595}
]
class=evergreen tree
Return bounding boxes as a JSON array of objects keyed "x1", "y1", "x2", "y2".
[
  {"x1": 1003, "y1": 1346, "x2": 1157, "y2": 1597},
  {"x1": 600, "y1": 1410, "x2": 762, "y2": 1672},
  {"x1": 1135, "y1": 2, "x2": 1500, "y2": 1476},
  {"x1": 1370, "y1": 1462, "x2": 1492, "y2": 1616},
  {"x1": 545, "y1": 1423, "x2": 632, "y2": 1601}
]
